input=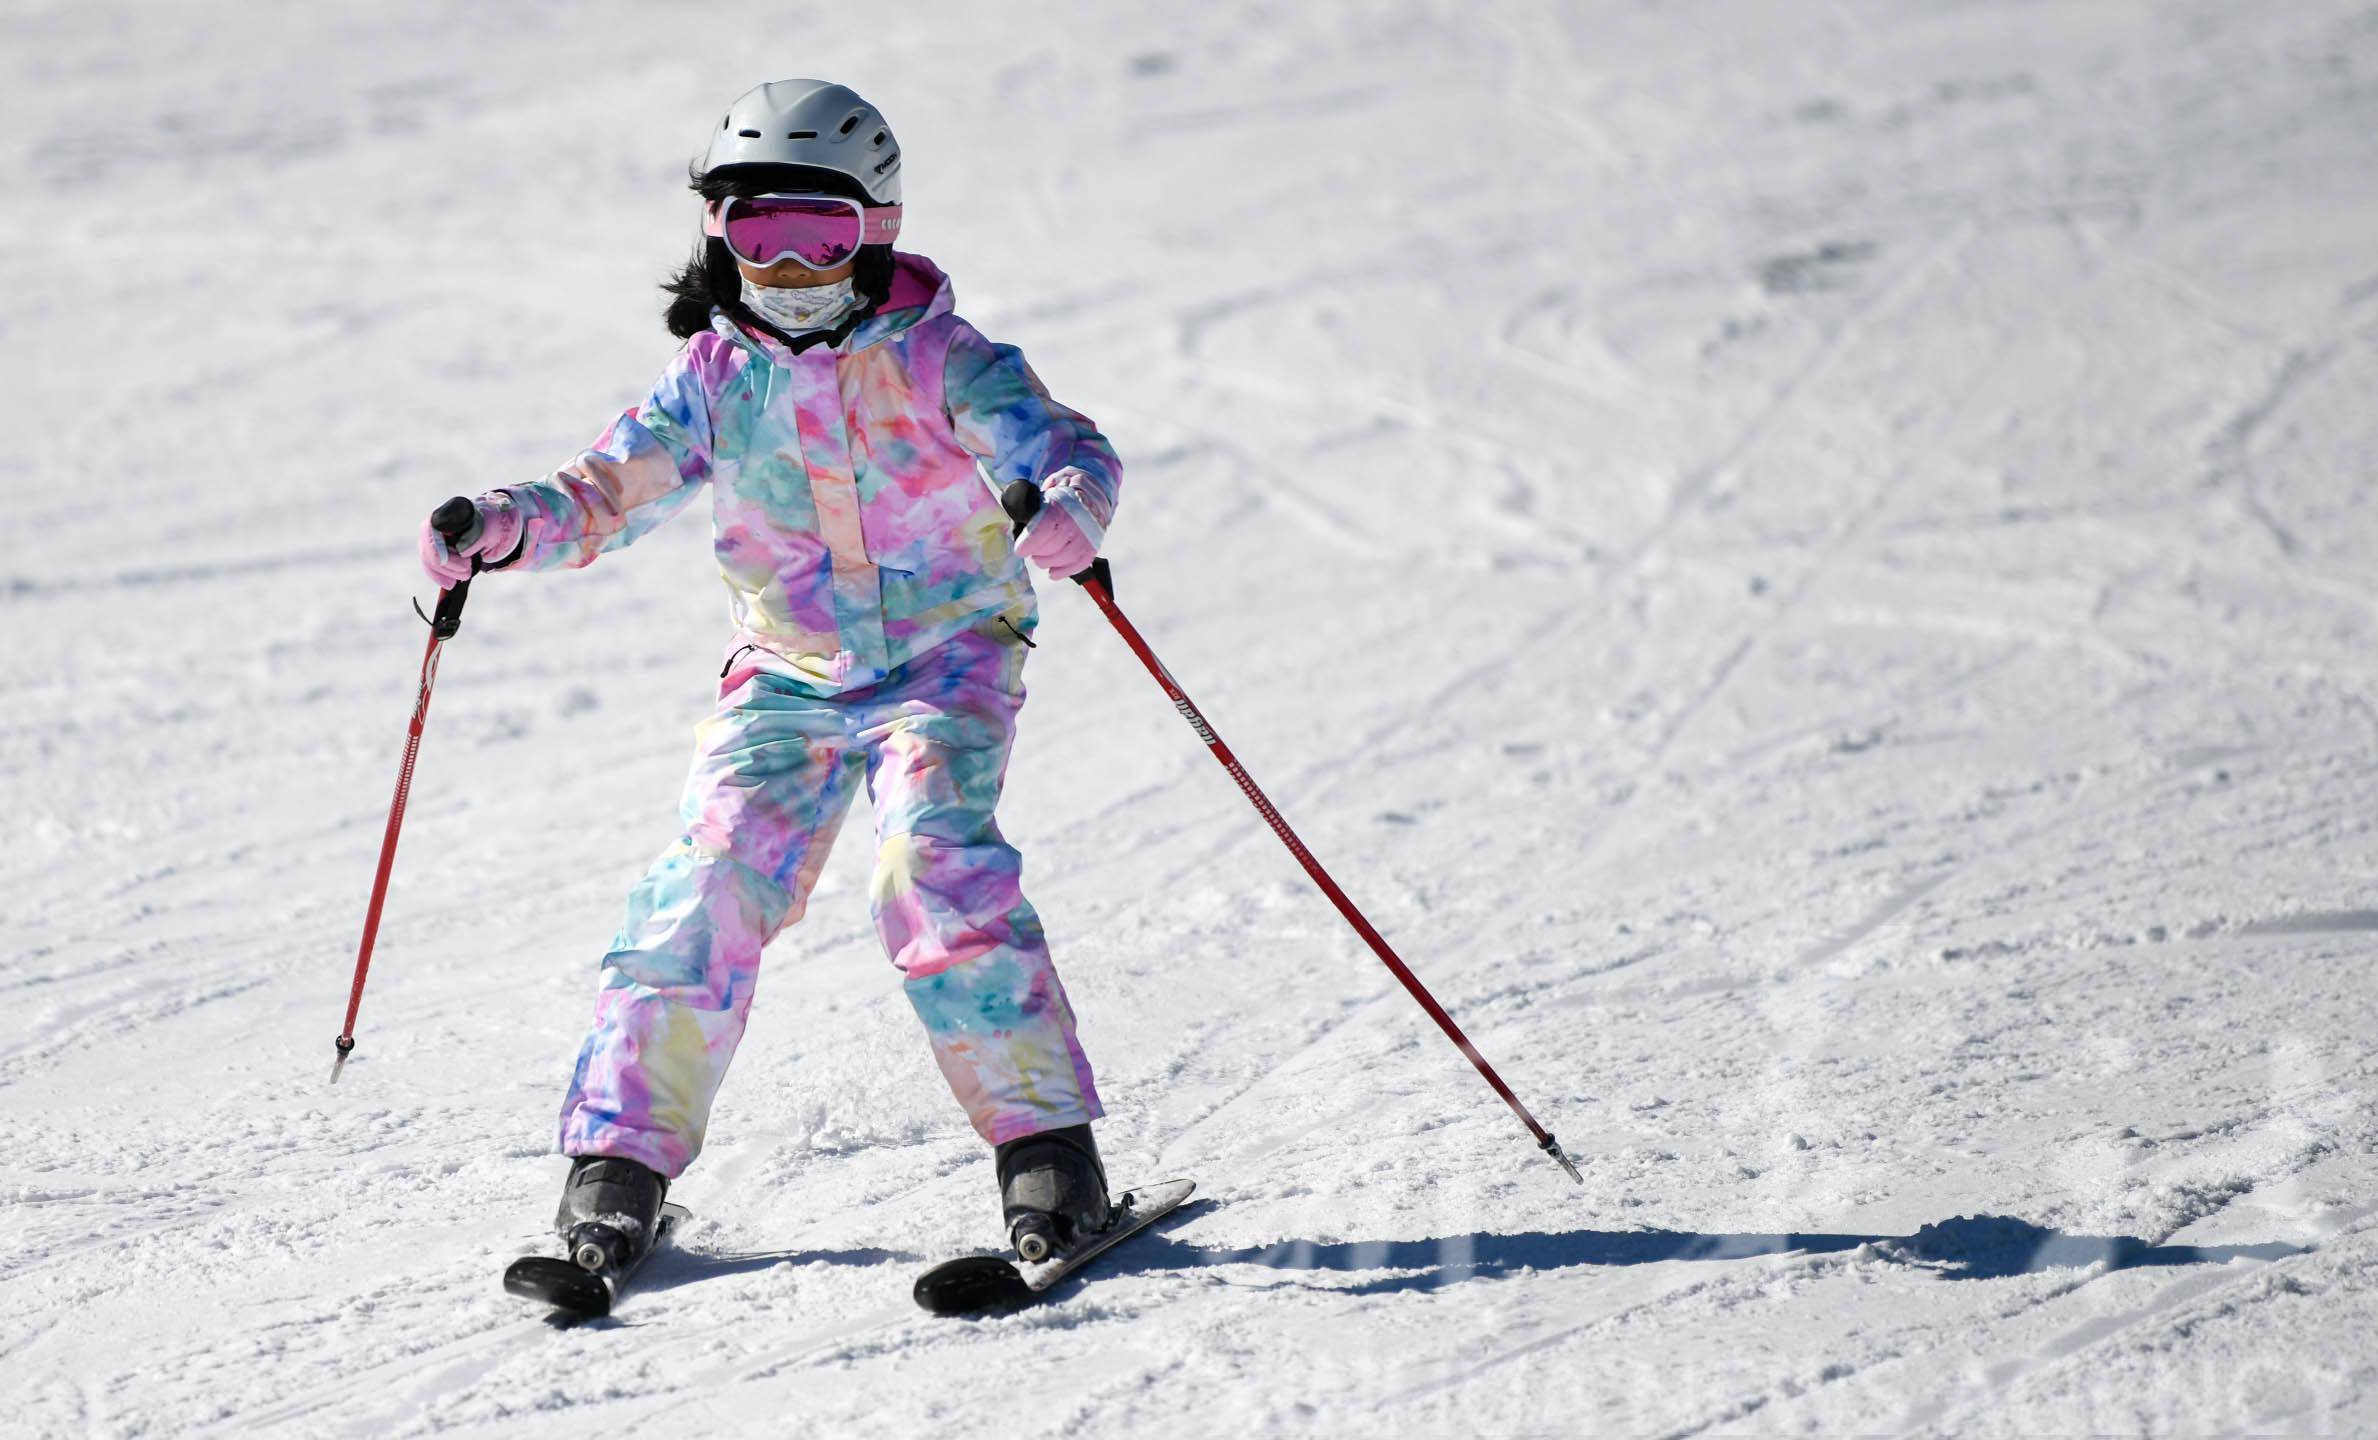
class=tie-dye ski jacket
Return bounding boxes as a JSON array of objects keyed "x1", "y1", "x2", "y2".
[{"x1": 500, "y1": 252, "x2": 1120, "y2": 692}]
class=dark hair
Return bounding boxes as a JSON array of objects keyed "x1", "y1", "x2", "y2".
[{"x1": 662, "y1": 162, "x2": 896, "y2": 341}]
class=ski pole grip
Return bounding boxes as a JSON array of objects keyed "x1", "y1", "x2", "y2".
[
  {"x1": 998, "y1": 479, "x2": 1042, "y2": 536},
  {"x1": 431, "y1": 495, "x2": 479, "y2": 545},
  {"x1": 428, "y1": 495, "x2": 477, "y2": 638},
  {"x1": 996, "y1": 480, "x2": 1108, "y2": 592}
]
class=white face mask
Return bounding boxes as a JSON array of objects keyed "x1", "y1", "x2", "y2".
[{"x1": 739, "y1": 274, "x2": 865, "y2": 335}]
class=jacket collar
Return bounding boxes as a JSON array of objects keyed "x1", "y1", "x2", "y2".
[{"x1": 712, "y1": 251, "x2": 956, "y2": 365}]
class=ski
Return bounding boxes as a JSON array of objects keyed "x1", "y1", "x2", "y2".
[
  {"x1": 502, "y1": 1201, "x2": 690, "y2": 1319},
  {"x1": 913, "y1": 1179, "x2": 1196, "y2": 1315}
]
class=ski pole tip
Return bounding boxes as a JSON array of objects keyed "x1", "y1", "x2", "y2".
[
  {"x1": 1541, "y1": 1133, "x2": 1583, "y2": 1185},
  {"x1": 330, "y1": 1034, "x2": 355, "y2": 1085}
]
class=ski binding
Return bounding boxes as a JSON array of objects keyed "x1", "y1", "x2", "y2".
[
  {"x1": 503, "y1": 1200, "x2": 689, "y2": 1319},
  {"x1": 914, "y1": 1179, "x2": 1195, "y2": 1315}
]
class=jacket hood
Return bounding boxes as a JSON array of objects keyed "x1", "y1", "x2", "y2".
[{"x1": 712, "y1": 251, "x2": 954, "y2": 363}]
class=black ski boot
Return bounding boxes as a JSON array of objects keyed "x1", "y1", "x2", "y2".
[
  {"x1": 556, "y1": 1155, "x2": 667, "y2": 1273},
  {"x1": 996, "y1": 1123, "x2": 1113, "y2": 1263}
]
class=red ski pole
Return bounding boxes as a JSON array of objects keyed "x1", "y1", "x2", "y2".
[
  {"x1": 331, "y1": 498, "x2": 480, "y2": 1082},
  {"x1": 1000, "y1": 483, "x2": 1580, "y2": 1183}
]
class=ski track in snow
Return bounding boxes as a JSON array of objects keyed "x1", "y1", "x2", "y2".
[{"x1": 6, "y1": 0, "x2": 2378, "y2": 1434}]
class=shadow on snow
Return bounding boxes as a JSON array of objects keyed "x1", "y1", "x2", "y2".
[{"x1": 1112, "y1": 1211, "x2": 2303, "y2": 1298}]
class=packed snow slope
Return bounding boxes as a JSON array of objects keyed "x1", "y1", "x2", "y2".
[{"x1": 7, "y1": 1, "x2": 2378, "y2": 1434}]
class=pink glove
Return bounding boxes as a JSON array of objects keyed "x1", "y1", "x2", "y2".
[
  {"x1": 1013, "y1": 468, "x2": 1107, "y2": 579},
  {"x1": 418, "y1": 491, "x2": 524, "y2": 586}
]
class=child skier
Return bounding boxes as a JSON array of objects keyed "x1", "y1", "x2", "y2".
[{"x1": 420, "y1": 79, "x2": 1118, "y2": 1271}]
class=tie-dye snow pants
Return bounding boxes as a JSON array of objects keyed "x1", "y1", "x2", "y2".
[{"x1": 556, "y1": 613, "x2": 1101, "y2": 1178}]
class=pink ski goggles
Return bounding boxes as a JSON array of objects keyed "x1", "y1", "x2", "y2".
[{"x1": 702, "y1": 193, "x2": 903, "y2": 269}]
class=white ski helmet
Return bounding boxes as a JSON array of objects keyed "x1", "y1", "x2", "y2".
[{"x1": 699, "y1": 79, "x2": 902, "y2": 205}]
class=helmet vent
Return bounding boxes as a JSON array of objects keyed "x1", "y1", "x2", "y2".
[
  {"x1": 786, "y1": 130, "x2": 817, "y2": 140},
  {"x1": 837, "y1": 113, "x2": 862, "y2": 136},
  {"x1": 737, "y1": 128, "x2": 762, "y2": 138},
  {"x1": 871, "y1": 131, "x2": 887, "y2": 147}
]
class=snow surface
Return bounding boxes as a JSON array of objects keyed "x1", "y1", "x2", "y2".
[{"x1": 7, "y1": 0, "x2": 2378, "y2": 1434}]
